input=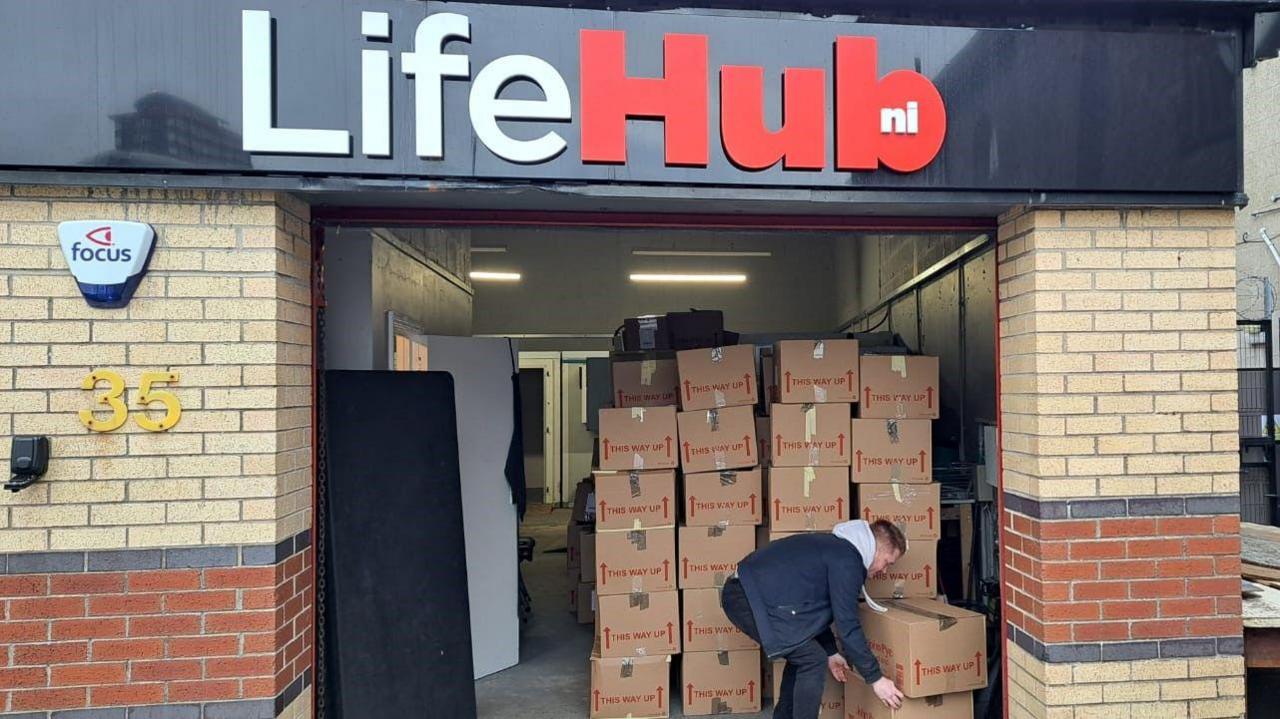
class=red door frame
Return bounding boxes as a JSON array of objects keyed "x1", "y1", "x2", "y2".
[{"x1": 307, "y1": 207, "x2": 1007, "y2": 717}]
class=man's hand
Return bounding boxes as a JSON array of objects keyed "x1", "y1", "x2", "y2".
[
  {"x1": 872, "y1": 677, "x2": 904, "y2": 709},
  {"x1": 827, "y1": 654, "x2": 850, "y2": 682}
]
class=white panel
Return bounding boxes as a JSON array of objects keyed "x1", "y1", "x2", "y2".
[{"x1": 414, "y1": 335, "x2": 520, "y2": 679}]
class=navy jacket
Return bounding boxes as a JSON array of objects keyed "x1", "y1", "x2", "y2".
[{"x1": 736, "y1": 533, "x2": 882, "y2": 684}]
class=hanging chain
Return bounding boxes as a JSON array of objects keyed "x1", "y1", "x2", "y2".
[{"x1": 312, "y1": 228, "x2": 330, "y2": 719}]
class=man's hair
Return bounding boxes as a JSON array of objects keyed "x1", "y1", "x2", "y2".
[{"x1": 870, "y1": 519, "x2": 908, "y2": 556}]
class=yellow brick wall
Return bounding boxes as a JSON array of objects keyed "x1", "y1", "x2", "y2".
[
  {"x1": 1008, "y1": 642, "x2": 1245, "y2": 719},
  {"x1": 0, "y1": 185, "x2": 311, "y2": 550},
  {"x1": 279, "y1": 686, "x2": 313, "y2": 719},
  {"x1": 998, "y1": 207, "x2": 1239, "y2": 501}
]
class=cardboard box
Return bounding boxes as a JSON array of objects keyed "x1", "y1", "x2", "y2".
[
  {"x1": 864, "y1": 540, "x2": 937, "y2": 599},
  {"x1": 612, "y1": 353, "x2": 680, "y2": 408},
  {"x1": 859, "y1": 598, "x2": 986, "y2": 698},
  {"x1": 858, "y1": 356, "x2": 940, "y2": 420},
  {"x1": 590, "y1": 654, "x2": 672, "y2": 719},
  {"x1": 856, "y1": 483, "x2": 941, "y2": 541},
  {"x1": 580, "y1": 526, "x2": 597, "y2": 584},
  {"x1": 845, "y1": 682, "x2": 973, "y2": 719},
  {"x1": 767, "y1": 660, "x2": 843, "y2": 717},
  {"x1": 622, "y1": 315, "x2": 671, "y2": 352},
  {"x1": 575, "y1": 582, "x2": 597, "y2": 624},
  {"x1": 676, "y1": 345, "x2": 758, "y2": 410},
  {"x1": 681, "y1": 649, "x2": 762, "y2": 715},
  {"x1": 678, "y1": 525, "x2": 756, "y2": 589},
  {"x1": 760, "y1": 349, "x2": 779, "y2": 408},
  {"x1": 678, "y1": 405, "x2": 758, "y2": 474},
  {"x1": 766, "y1": 467, "x2": 850, "y2": 532},
  {"x1": 683, "y1": 588, "x2": 759, "y2": 652},
  {"x1": 755, "y1": 416, "x2": 771, "y2": 468},
  {"x1": 775, "y1": 339, "x2": 860, "y2": 404},
  {"x1": 572, "y1": 477, "x2": 597, "y2": 522},
  {"x1": 595, "y1": 590, "x2": 681, "y2": 657},
  {"x1": 684, "y1": 467, "x2": 763, "y2": 527},
  {"x1": 594, "y1": 470, "x2": 677, "y2": 531},
  {"x1": 769, "y1": 403, "x2": 852, "y2": 467},
  {"x1": 598, "y1": 406, "x2": 679, "y2": 471},
  {"x1": 755, "y1": 526, "x2": 808, "y2": 548},
  {"x1": 851, "y1": 419, "x2": 932, "y2": 484},
  {"x1": 595, "y1": 528, "x2": 677, "y2": 596}
]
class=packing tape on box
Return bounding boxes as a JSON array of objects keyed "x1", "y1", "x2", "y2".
[
  {"x1": 717, "y1": 650, "x2": 731, "y2": 666},
  {"x1": 808, "y1": 446, "x2": 821, "y2": 466},
  {"x1": 805, "y1": 512, "x2": 817, "y2": 530},
  {"x1": 632, "y1": 519, "x2": 643, "y2": 530},
  {"x1": 633, "y1": 454, "x2": 645, "y2": 470},
  {"x1": 887, "y1": 419, "x2": 900, "y2": 443},
  {"x1": 804, "y1": 404, "x2": 816, "y2": 441},
  {"x1": 714, "y1": 389, "x2": 727, "y2": 407},
  {"x1": 712, "y1": 698, "x2": 732, "y2": 714},
  {"x1": 632, "y1": 407, "x2": 646, "y2": 421},
  {"x1": 707, "y1": 409, "x2": 720, "y2": 430},
  {"x1": 812, "y1": 339, "x2": 825, "y2": 359},
  {"x1": 803, "y1": 466, "x2": 815, "y2": 498},
  {"x1": 814, "y1": 385, "x2": 827, "y2": 403},
  {"x1": 714, "y1": 571, "x2": 727, "y2": 587},
  {"x1": 714, "y1": 451, "x2": 727, "y2": 470},
  {"x1": 628, "y1": 530, "x2": 648, "y2": 550},
  {"x1": 629, "y1": 591, "x2": 650, "y2": 609},
  {"x1": 886, "y1": 600, "x2": 959, "y2": 630},
  {"x1": 620, "y1": 657, "x2": 634, "y2": 677},
  {"x1": 640, "y1": 359, "x2": 656, "y2": 386},
  {"x1": 891, "y1": 355, "x2": 908, "y2": 378},
  {"x1": 708, "y1": 525, "x2": 726, "y2": 537},
  {"x1": 719, "y1": 471, "x2": 738, "y2": 486},
  {"x1": 711, "y1": 347, "x2": 724, "y2": 363},
  {"x1": 890, "y1": 463, "x2": 902, "y2": 481},
  {"x1": 716, "y1": 519, "x2": 730, "y2": 530},
  {"x1": 629, "y1": 471, "x2": 642, "y2": 498},
  {"x1": 892, "y1": 483, "x2": 904, "y2": 503}
]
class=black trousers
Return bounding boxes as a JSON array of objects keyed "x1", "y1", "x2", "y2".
[{"x1": 721, "y1": 577, "x2": 830, "y2": 719}]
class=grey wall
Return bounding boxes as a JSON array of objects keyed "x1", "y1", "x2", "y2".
[
  {"x1": 1239, "y1": 57, "x2": 1280, "y2": 337},
  {"x1": 469, "y1": 227, "x2": 846, "y2": 351},
  {"x1": 323, "y1": 228, "x2": 374, "y2": 371},
  {"x1": 371, "y1": 230, "x2": 474, "y2": 366}
]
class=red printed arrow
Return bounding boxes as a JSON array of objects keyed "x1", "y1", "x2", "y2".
[
  {"x1": 836, "y1": 498, "x2": 844, "y2": 517},
  {"x1": 785, "y1": 371, "x2": 793, "y2": 393},
  {"x1": 599, "y1": 562, "x2": 608, "y2": 585},
  {"x1": 617, "y1": 389, "x2": 625, "y2": 407},
  {"x1": 975, "y1": 651, "x2": 983, "y2": 676},
  {"x1": 927, "y1": 506, "x2": 935, "y2": 529},
  {"x1": 924, "y1": 565, "x2": 933, "y2": 588},
  {"x1": 662, "y1": 497, "x2": 669, "y2": 519},
  {"x1": 863, "y1": 507, "x2": 871, "y2": 521},
  {"x1": 918, "y1": 450, "x2": 927, "y2": 470},
  {"x1": 864, "y1": 387, "x2": 872, "y2": 407},
  {"x1": 743, "y1": 373, "x2": 752, "y2": 393},
  {"x1": 663, "y1": 559, "x2": 670, "y2": 582},
  {"x1": 687, "y1": 619, "x2": 695, "y2": 642},
  {"x1": 749, "y1": 493, "x2": 757, "y2": 515},
  {"x1": 914, "y1": 659, "x2": 922, "y2": 686},
  {"x1": 603, "y1": 439, "x2": 611, "y2": 460},
  {"x1": 775, "y1": 434, "x2": 783, "y2": 458},
  {"x1": 846, "y1": 370, "x2": 855, "y2": 389},
  {"x1": 855, "y1": 450, "x2": 863, "y2": 472},
  {"x1": 744, "y1": 435, "x2": 752, "y2": 458},
  {"x1": 747, "y1": 680, "x2": 755, "y2": 702},
  {"x1": 666, "y1": 622, "x2": 674, "y2": 645},
  {"x1": 774, "y1": 498, "x2": 782, "y2": 522},
  {"x1": 594, "y1": 689, "x2": 601, "y2": 712},
  {"x1": 665, "y1": 436, "x2": 673, "y2": 458},
  {"x1": 684, "y1": 380, "x2": 693, "y2": 401},
  {"x1": 682, "y1": 557, "x2": 690, "y2": 579},
  {"x1": 603, "y1": 627, "x2": 612, "y2": 649},
  {"x1": 838, "y1": 433, "x2": 846, "y2": 456},
  {"x1": 599, "y1": 500, "x2": 608, "y2": 518},
  {"x1": 926, "y1": 386, "x2": 935, "y2": 409},
  {"x1": 689, "y1": 496, "x2": 697, "y2": 518},
  {"x1": 683, "y1": 441, "x2": 692, "y2": 463},
  {"x1": 687, "y1": 684, "x2": 694, "y2": 706},
  {"x1": 657, "y1": 686, "x2": 664, "y2": 709}
]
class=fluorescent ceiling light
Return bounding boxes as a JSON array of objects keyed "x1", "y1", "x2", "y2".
[
  {"x1": 470, "y1": 246, "x2": 508, "y2": 253},
  {"x1": 629, "y1": 273, "x2": 747, "y2": 284},
  {"x1": 470, "y1": 271, "x2": 522, "y2": 281},
  {"x1": 632, "y1": 249, "x2": 771, "y2": 258}
]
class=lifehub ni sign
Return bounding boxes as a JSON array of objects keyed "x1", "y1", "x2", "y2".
[{"x1": 244, "y1": 9, "x2": 947, "y2": 173}]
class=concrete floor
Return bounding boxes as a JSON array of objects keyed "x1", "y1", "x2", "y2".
[{"x1": 475, "y1": 504, "x2": 773, "y2": 718}]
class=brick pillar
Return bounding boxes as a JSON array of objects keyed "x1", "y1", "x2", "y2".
[
  {"x1": 0, "y1": 186, "x2": 313, "y2": 718},
  {"x1": 998, "y1": 207, "x2": 1245, "y2": 718}
]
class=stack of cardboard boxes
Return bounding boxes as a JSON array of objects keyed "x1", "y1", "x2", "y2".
[{"x1": 676, "y1": 344, "x2": 762, "y2": 716}]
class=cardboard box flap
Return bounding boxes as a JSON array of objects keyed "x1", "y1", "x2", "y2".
[{"x1": 884, "y1": 598, "x2": 971, "y2": 629}]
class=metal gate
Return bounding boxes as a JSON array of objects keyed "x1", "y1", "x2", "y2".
[{"x1": 1238, "y1": 320, "x2": 1278, "y2": 525}]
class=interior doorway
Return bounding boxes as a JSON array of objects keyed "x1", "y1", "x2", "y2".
[{"x1": 519, "y1": 352, "x2": 562, "y2": 505}]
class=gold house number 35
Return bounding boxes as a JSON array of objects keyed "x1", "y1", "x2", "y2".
[{"x1": 79, "y1": 370, "x2": 183, "y2": 432}]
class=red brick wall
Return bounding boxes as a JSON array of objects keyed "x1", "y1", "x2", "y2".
[{"x1": 0, "y1": 547, "x2": 312, "y2": 714}]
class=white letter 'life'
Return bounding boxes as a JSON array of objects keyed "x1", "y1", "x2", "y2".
[
  {"x1": 402, "y1": 13, "x2": 472, "y2": 159},
  {"x1": 241, "y1": 10, "x2": 351, "y2": 154}
]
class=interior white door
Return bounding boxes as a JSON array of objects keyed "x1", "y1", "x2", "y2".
[{"x1": 410, "y1": 335, "x2": 520, "y2": 679}]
